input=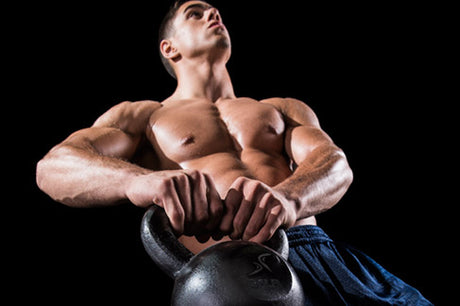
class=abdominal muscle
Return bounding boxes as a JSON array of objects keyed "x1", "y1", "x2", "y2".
[{"x1": 177, "y1": 152, "x2": 317, "y2": 254}]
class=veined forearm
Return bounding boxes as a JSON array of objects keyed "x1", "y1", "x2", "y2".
[
  {"x1": 36, "y1": 144, "x2": 151, "y2": 207},
  {"x1": 275, "y1": 146, "x2": 353, "y2": 220}
]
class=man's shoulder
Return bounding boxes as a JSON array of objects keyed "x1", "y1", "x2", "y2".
[
  {"x1": 259, "y1": 97, "x2": 318, "y2": 126},
  {"x1": 93, "y1": 100, "x2": 162, "y2": 133},
  {"x1": 260, "y1": 97, "x2": 311, "y2": 112},
  {"x1": 107, "y1": 100, "x2": 162, "y2": 117},
  {"x1": 260, "y1": 96, "x2": 307, "y2": 105},
  {"x1": 122, "y1": 99, "x2": 163, "y2": 111}
]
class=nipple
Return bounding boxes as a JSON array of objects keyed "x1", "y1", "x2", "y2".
[{"x1": 181, "y1": 135, "x2": 196, "y2": 146}]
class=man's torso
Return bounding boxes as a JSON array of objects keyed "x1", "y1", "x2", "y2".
[{"x1": 145, "y1": 97, "x2": 315, "y2": 252}]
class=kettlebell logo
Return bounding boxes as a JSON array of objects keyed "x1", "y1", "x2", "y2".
[{"x1": 248, "y1": 253, "x2": 280, "y2": 276}]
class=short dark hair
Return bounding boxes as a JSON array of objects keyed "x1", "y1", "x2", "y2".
[{"x1": 158, "y1": 0, "x2": 195, "y2": 79}]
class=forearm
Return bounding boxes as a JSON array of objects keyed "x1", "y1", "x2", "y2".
[
  {"x1": 275, "y1": 145, "x2": 353, "y2": 220},
  {"x1": 36, "y1": 144, "x2": 151, "y2": 207}
]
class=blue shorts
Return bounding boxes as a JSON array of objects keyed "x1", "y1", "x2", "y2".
[{"x1": 286, "y1": 225, "x2": 433, "y2": 305}]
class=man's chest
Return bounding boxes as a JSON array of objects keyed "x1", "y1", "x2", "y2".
[{"x1": 148, "y1": 98, "x2": 286, "y2": 164}]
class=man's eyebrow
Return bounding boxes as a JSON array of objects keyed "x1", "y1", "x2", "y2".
[{"x1": 183, "y1": 3, "x2": 213, "y2": 14}]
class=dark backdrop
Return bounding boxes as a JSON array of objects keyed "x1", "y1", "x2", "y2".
[{"x1": 15, "y1": 1, "x2": 448, "y2": 304}]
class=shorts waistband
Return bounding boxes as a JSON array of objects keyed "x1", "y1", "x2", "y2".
[{"x1": 286, "y1": 225, "x2": 333, "y2": 247}]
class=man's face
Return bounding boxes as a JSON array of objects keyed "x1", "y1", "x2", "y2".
[{"x1": 171, "y1": 1, "x2": 231, "y2": 60}]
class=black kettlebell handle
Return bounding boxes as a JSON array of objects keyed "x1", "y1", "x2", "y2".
[{"x1": 141, "y1": 205, "x2": 290, "y2": 279}]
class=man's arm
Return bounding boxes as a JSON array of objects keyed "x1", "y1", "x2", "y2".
[
  {"x1": 222, "y1": 98, "x2": 353, "y2": 243},
  {"x1": 36, "y1": 100, "x2": 160, "y2": 207},
  {"x1": 36, "y1": 100, "x2": 223, "y2": 237},
  {"x1": 272, "y1": 98, "x2": 353, "y2": 220}
]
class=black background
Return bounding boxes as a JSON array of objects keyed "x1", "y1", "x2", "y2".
[{"x1": 12, "y1": 1, "x2": 451, "y2": 304}]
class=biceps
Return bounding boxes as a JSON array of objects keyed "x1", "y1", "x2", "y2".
[
  {"x1": 63, "y1": 127, "x2": 141, "y2": 160},
  {"x1": 286, "y1": 125, "x2": 334, "y2": 164}
]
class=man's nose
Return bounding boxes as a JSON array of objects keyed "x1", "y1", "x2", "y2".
[{"x1": 206, "y1": 8, "x2": 220, "y2": 22}]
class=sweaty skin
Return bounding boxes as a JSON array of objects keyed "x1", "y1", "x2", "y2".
[
  {"x1": 36, "y1": 1, "x2": 353, "y2": 254},
  {"x1": 149, "y1": 97, "x2": 317, "y2": 251},
  {"x1": 37, "y1": 97, "x2": 350, "y2": 253}
]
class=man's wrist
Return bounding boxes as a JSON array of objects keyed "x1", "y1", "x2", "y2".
[{"x1": 273, "y1": 185, "x2": 301, "y2": 224}]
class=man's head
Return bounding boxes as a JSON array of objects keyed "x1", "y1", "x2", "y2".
[{"x1": 158, "y1": 0, "x2": 231, "y2": 79}]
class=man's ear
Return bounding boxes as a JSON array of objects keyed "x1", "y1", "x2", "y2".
[{"x1": 160, "y1": 39, "x2": 180, "y2": 60}]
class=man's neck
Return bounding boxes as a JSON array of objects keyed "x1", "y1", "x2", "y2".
[{"x1": 169, "y1": 60, "x2": 236, "y2": 102}]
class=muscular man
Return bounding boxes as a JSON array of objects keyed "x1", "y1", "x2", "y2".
[{"x1": 36, "y1": 1, "x2": 432, "y2": 304}]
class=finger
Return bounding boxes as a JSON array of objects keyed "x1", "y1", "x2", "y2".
[
  {"x1": 162, "y1": 182, "x2": 185, "y2": 235},
  {"x1": 231, "y1": 198, "x2": 255, "y2": 240},
  {"x1": 232, "y1": 180, "x2": 266, "y2": 240},
  {"x1": 173, "y1": 173, "x2": 193, "y2": 235},
  {"x1": 220, "y1": 177, "x2": 247, "y2": 234},
  {"x1": 203, "y1": 173, "x2": 224, "y2": 231},
  {"x1": 220, "y1": 187, "x2": 242, "y2": 234},
  {"x1": 211, "y1": 231, "x2": 225, "y2": 241},
  {"x1": 249, "y1": 205, "x2": 284, "y2": 244},
  {"x1": 242, "y1": 192, "x2": 273, "y2": 241},
  {"x1": 189, "y1": 171, "x2": 209, "y2": 232},
  {"x1": 195, "y1": 232, "x2": 212, "y2": 243}
]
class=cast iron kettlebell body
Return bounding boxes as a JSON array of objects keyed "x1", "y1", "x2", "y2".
[{"x1": 141, "y1": 206, "x2": 305, "y2": 306}]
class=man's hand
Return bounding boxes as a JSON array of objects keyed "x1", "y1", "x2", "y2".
[
  {"x1": 126, "y1": 170, "x2": 223, "y2": 242},
  {"x1": 220, "y1": 177, "x2": 297, "y2": 243}
]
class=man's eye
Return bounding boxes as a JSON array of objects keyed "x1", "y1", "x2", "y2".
[{"x1": 187, "y1": 11, "x2": 203, "y2": 19}]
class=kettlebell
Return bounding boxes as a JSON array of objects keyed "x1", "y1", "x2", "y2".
[{"x1": 141, "y1": 205, "x2": 305, "y2": 306}]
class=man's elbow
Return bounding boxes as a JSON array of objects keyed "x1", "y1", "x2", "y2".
[
  {"x1": 337, "y1": 152, "x2": 354, "y2": 191},
  {"x1": 35, "y1": 146, "x2": 70, "y2": 202},
  {"x1": 343, "y1": 163, "x2": 354, "y2": 189},
  {"x1": 328, "y1": 148, "x2": 353, "y2": 190},
  {"x1": 36, "y1": 156, "x2": 55, "y2": 198}
]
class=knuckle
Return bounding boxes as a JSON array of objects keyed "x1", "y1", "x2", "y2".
[
  {"x1": 171, "y1": 208, "x2": 185, "y2": 223},
  {"x1": 233, "y1": 176, "x2": 247, "y2": 189},
  {"x1": 187, "y1": 169, "x2": 201, "y2": 180},
  {"x1": 211, "y1": 202, "x2": 224, "y2": 216},
  {"x1": 248, "y1": 180, "x2": 263, "y2": 191},
  {"x1": 245, "y1": 225, "x2": 258, "y2": 237},
  {"x1": 202, "y1": 172, "x2": 212, "y2": 182},
  {"x1": 175, "y1": 173, "x2": 188, "y2": 183},
  {"x1": 225, "y1": 200, "x2": 239, "y2": 214},
  {"x1": 195, "y1": 210, "x2": 209, "y2": 224},
  {"x1": 157, "y1": 179, "x2": 173, "y2": 197},
  {"x1": 258, "y1": 193, "x2": 273, "y2": 210},
  {"x1": 162, "y1": 177, "x2": 175, "y2": 188},
  {"x1": 270, "y1": 204, "x2": 283, "y2": 216}
]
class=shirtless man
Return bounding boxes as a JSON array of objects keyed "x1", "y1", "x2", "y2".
[
  {"x1": 36, "y1": 1, "x2": 351, "y2": 251},
  {"x1": 36, "y1": 1, "x2": 432, "y2": 304}
]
